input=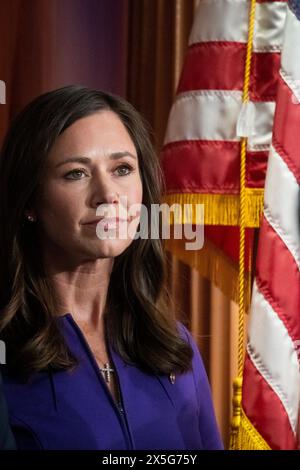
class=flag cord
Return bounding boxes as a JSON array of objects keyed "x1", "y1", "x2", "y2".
[{"x1": 230, "y1": 0, "x2": 257, "y2": 449}]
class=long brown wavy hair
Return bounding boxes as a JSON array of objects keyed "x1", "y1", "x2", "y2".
[{"x1": 0, "y1": 85, "x2": 193, "y2": 378}]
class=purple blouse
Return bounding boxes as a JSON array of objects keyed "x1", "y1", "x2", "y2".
[{"x1": 2, "y1": 314, "x2": 223, "y2": 450}]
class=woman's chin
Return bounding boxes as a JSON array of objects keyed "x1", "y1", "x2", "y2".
[{"x1": 82, "y1": 239, "x2": 132, "y2": 259}]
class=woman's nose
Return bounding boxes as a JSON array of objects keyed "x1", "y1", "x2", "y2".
[
  {"x1": 89, "y1": 170, "x2": 120, "y2": 208},
  {"x1": 92, "y1": 191, "x2": 120, "y2": 210}
]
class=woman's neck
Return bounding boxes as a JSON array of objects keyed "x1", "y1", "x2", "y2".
[{"x1": 44, "y1": 255, "x2": 114, "y2": 329}]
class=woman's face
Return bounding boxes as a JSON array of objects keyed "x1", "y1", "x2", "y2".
[{"x1": 34, "y1": 110, "x2": 143, "y2": 264}]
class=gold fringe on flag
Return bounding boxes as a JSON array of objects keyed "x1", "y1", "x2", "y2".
[
  {"x1": 161, "y1": 189, "x2": 264, "y2": 228},
  {"x1": 163, "y1": 237, "x2": 252, "y2": 312}
]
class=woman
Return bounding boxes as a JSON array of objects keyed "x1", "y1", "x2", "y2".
[{"x1": 0, "y1": 85, "x2": 223, "y2": 450}]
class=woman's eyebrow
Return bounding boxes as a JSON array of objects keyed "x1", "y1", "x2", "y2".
[{"x1": 55, "y1": 152, "x2": 137, "y2": 168}]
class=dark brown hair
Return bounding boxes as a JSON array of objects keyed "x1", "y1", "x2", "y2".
[{"x1": 0, "y1": 85, "x2": 193, "y2": 378}]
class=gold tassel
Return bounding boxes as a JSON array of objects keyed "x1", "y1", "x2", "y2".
[
  {"x1": 232, "y1": 407, "x2": 271, "y2": 450},
  {"x1": 229, "y1": 377, "x2": 243, "y2": 449}
]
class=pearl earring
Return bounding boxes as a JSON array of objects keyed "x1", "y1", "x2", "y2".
[{"x1": 27, "y1": 215, "x2": 36, "y2": 222}]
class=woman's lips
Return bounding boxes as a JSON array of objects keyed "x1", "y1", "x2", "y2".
[
  {"x1": 83, "y1": 213, "x2": 140, "y2": 232},
  {"x1": 84, "y1": 217, "x2": 128, "y2": 229}
]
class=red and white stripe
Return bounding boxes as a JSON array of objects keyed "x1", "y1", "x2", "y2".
[
  {"x1": 162, "y1": 0, "x2": 287, "y2": 193},
  {"x1": 242, "y1": 3, "x2": 300, "y2": 449}
]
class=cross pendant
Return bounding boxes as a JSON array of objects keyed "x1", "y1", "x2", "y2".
[{"x1": 100, "y1": 363, "x2": 114, "y2": 384}]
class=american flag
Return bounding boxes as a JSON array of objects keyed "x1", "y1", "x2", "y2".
[
  {"x1": 161, "y1": 0, "x2": 288, "y2": 307},
  {"x1": 161, "y1": 0, "x2": 300, "y2": 448},
  {"x1": 241, "y1": 0, "x2": 300, "y2": 449}
]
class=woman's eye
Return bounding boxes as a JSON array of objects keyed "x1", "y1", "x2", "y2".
[
  {"x1": 115, "y1": 165, "x2": 132, "y2": 176},
  {"x1": 64, "y1": 165, "x2": 132, "y2": 180},
  {"x1": 64, "y1": 168, "x2": 88, "y2": 180}
]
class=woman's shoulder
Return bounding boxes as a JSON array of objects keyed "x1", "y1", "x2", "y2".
[
  {"x1": 175, "y1": 321, "x2": 210, "y2": 393},
  {"x1": 175, "y1": 322, "x2": 223, "y2": 449},
  {"x1": 176, "y1": 321, "x2": 204, "y2": 366},
  {"x1": 176, "y1": 321, "x2": 194, "y2": 341}
]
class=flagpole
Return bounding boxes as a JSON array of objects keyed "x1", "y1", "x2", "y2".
[{"x1": 230, "y1": 0, "x2": 257, "y2": 449}]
